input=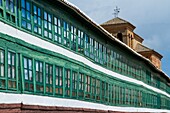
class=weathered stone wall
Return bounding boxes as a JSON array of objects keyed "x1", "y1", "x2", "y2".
[{"x1": 0, "y1": 103, "x2": 149, "y2": 113}]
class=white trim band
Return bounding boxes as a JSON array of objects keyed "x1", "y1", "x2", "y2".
[
  {"x1": 0, "y1": 92, "x2": 170, "y2": 112},
  {"x1": 0, "y1": 21, "x2": 169, "y2": 98}
]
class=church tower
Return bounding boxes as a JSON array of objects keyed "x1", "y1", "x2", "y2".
[{"x1": 101, "y1": 17, "x2": 163, "y2": 69}]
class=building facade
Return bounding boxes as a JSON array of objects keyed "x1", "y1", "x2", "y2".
[{"x1": 0, "y1": 0, "x2": 169, "y2": 112}]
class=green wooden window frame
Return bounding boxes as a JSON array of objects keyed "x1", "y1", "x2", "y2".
[
  {"x1": 63, "y1": 21, "x2": 70, "y2": 47},
  {"x1": 77, "y1": 29, "x2": 84, "y2": 53},
  {"x1": 72, "y1": 71, "x2": 78, "y2": 98},
  {"x1": 7, "y1": 51, "x2": 17, "y2": 89},
  {"x1": 84, "y1": 34, "x2": 90, "y2": 57},
  {"x1": 54, "y1": 16, "x2": 62, "y2": 44},
  {"x1": 89, "y1": 37, "x2": 94, "y2": 59},
  {"x1": 23, "y1": 57, "x2": 33, "y2": 92},
  {"x1": 0, "y1": 49, "x2": 5, "y2": 89},
  {"x1": 65, "y1": 68, "x2": 71, "y2": 97},
  {"x1": 85, "y1": 75, "x2": 91, "y2": 99},
  {"x1": 5, "y1": 0, "x2": 16, "y2": 23},
  {"x1": 99, "y1": 43, "x2": 103, "y2": 64},
  {"x1": 43, "y1": 11, "x2": 52, "y2": 39},
  {"x1": 35, "y1": 60, "x2": 43, "y2": 93},
  {"x1": 55, "y1": 66, "x2": 63, "y2": 96},
  {"x1": 33, "y1": 4, "x2": 42, "y2": 35},
  {"x1": 0, "y1": 0, "x2": 169, "y2": 95},
  {"x1": 45, "y1": 63, "x2": 53, "y2": 94},
  {"x1": 91, "y1": 77, "x2": 96, "y2": 100},
  {"x1": 94, "y1": 40, "x2": 99, "y2": 63},
  {"x1": 78, "y1": 73, "x2": 84, "y2": 98},
  {"x1": 70, "y1": 25, "x2": 77, "y2": 51},
  {"x1": 96, "y1": 78, "x2": 100, "y2": 101},
  {"x1": 21, "y1": 0, "x2": 31, "y2": 30},
  {"x1": 0, "y1": 0, "x2": 3, "y2": 18}
]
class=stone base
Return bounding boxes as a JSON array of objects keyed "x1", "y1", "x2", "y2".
[{"x1": 0, "y1": 103, "x2": 150, "y2": 113}]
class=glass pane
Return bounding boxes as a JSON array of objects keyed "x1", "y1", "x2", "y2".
[
  {"x1": 21, "y1": 9, "x2": 26, "y2": 17},
  {"x1": 34, "y1": 26, "x2": 37, "y2": 32},
  {"x1": 44, "y1": 21, "x2": 47, "y2": 28},
  {"x1": 10, "y1": 2, "x2": 14, "y2": 13},
  {"x1": 1, "y1": 65, "x2": 4, "y2": 77},
  {"x1": 12, "y1": 54, "x2": 15, "y2": 65},
  {"x1": 26, "y1": 11, "x2": 31, "y2": 20},
  {"x1": 33, "y1": 6, "x2": 37, "y2": 14},
  {"x1": 28, "y1": 59, "x2": 32, "y2": 69},
  {"x1": 27, "y1": 23, "x2": 31, "y2": 30},
  {"x1": 38, "y1": 28, "x2": 41, "y2": 34},
  {"x1": 12, "y1": 67, "x2": 15, "y2": 78},
  {"x1": 48, "y1": 14, "x2": 51, "y2": 22},
  {"x1": 48, "y1": 23, "x2": 51, "y2": 30},
  {"x1": 49, "y1": 33, "x2": 52, "y2": 39},
  {"x1": 44, "y1": 30, "x2": 47, "y2": 37},
  {"x1": 0, "y1": 0, "x2": 2, "y2": 6},
  {"x1": 24, "y1": 69, "x2": 28, "y2": 80},
  {"x1": 8, "y1": 53, "x2": 11, "y2": 64},
  {"x1": 40, "y1": 63, "x2": 43, "y2": 72},
  {"x1": 40, "y1": 73, "x2": 42, "y2": 82},
  {"x1": 21, "y1": 0, "x2": 25, "y2": 8},
  {"x1": 29, "y1": 70, "x2": 32, "y2": 80},
  {"x1": 38, "y1": 8, "x2": 41, "y2": 16},
  {"x1": 36, "y1": 62, "x2": 39, "y2": 71},
  {"x1": 22, "y1": 20, "x2": 26, "y2": 28},
  {"x1": 8, "y1": 67, "x2": 11, "y2": 78},
  {"x1": 0, "y1": 50, "x2": 4, "y2": 63},
  {"x1": 38, "y1": 17, "x2": 41, "y2": 25},
  {"x1": 24, "y1": 58, "x2": 27, "y2": 68},
  {"x1": 34, "y1": 16, "x2": 37, "y2": 23},
  {"x1": 44, "y1": 12, "x2": 47, "y2": 20},
  {"x1": 26, "y1": 2, "x2": 30, "y2": 11},
  {"x1": 6, "y1": 0, "x2": 9, "y2": 10}
]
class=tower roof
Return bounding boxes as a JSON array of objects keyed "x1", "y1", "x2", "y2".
[{"x1": 101, "y1": 17, "x2": 136, "y2": 30}]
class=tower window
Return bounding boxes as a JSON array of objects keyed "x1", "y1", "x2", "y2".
[{"x1": 117, "y1": 33, "x2": 123, "y2": 42}]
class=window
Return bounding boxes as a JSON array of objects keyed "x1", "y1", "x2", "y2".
[
  {"x1": 44, "y1": 11, "x2": 52, "y2": 39},
  {"x1": 33, "y1": 5, "x2": 42, "y2": 35},
  {"x1": 0, "y1": 0, "x2": 2, "y2": 6},
  {"x1": 84, "y1": 34, "x2": 90, "y2": 56},
  {"x1": 103, "y1": 46, "x2": 107, "y2": 65},
  {"x1": 96, "y1": 79, "x2": 100, "y2": 101},
  {"x1": 45, "y1": 63, "x2": 53, "y2": 94},
  {"x1": 55, "y1": 66, "x2": 63, "y2": 95},
  {"x1": 0, "y1": 0, "x2": 3, "y2": 17},
  {"x1": 85, "y1": 75, "x2": 91, "y2": 99},
  {"x1": 23, "y1": 57, "x2": 33, "y2": 91},
  {"x1": 72, "y1": 71, "x2": 78, "y2": 98},
  {"x1": 21, "y1": 0, "x2": 31, "y2": 30},
  {"x1": 54, "y1": 17, "x2": 62, "y2": 43},
  {"x1": 91, "y1": 77, "x2": 96, "y2": 100},
  {"x1": 35, "y1": 61, "x2": 43, "y2": 93},
  {"x1": 8, "y1": 51, "x2": 16, "y2": 89},
  {"x1": 94, "y1": 41, "x2": 99, "y2": 62},
  {"x1": 99, "y1": 43, "x2": 103, "y2": 64},
  {"x1": 77, "y1": 30, "x2": 84, "y2": 53},
  {"x1": 0, "y1": 49, "x2": 4, "y2": 77},
  {"x1": 89, "y1": 38, "x2": 94, "y2": 59},
  {"x1": 5, "y1": 0, "x2": 15, "y2": 23},
  {"x1": 65, "y1": 69, "x2": 71, "y2": 96},
  {"x1": 0, "y1": 49, "x2": 5, "y2": 89},
  {"x1": 117, "y1": 33, "x2": 123, "y2": 42},
  {"x1": 63, "y1": 21, "x2": 70, "y2": 47},
  {"x1": 78, "y1": 73, "x2": 84, "y2": 98},
  {"x1": 70, "y1": 25, "x2": 77, "y2": 51}
]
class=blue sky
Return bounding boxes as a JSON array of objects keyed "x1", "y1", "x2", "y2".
[{"x1": 69, "y1": 0, "x2": 170, "y2": 76}]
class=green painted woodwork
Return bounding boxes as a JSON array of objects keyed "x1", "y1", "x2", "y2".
[
  {"x1": 0, "y1": 32, "x2": 169, "y2": 110},
  {"x1": 0, "y1": 0, "x2": 169, "y2": 110}
]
